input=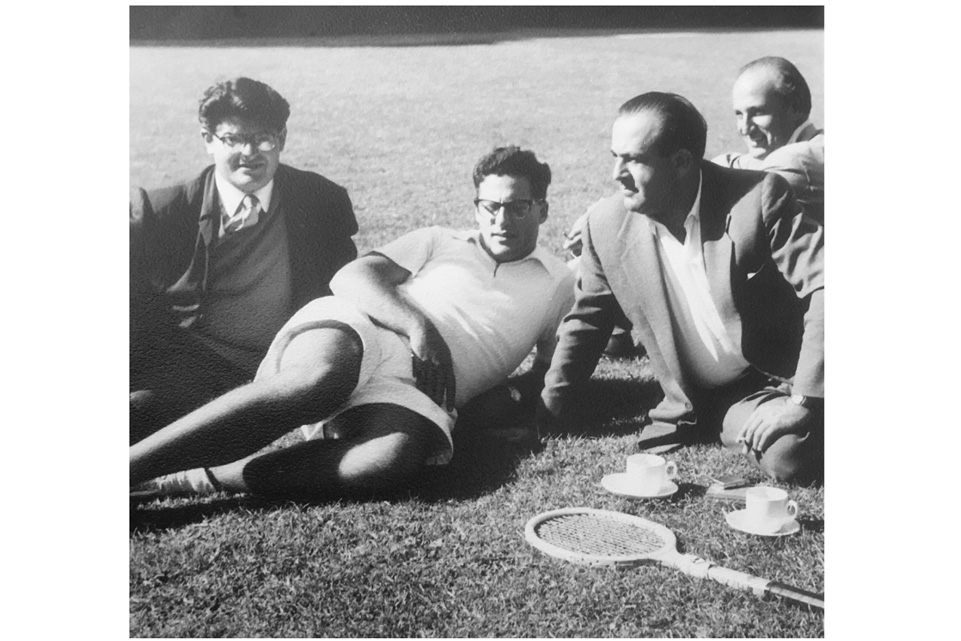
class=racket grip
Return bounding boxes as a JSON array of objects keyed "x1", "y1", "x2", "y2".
[
  {"x1": 766, "y1": 581, "x2": 825, "y2": 610},
  {"x1": 703, "y1": 563, "x2": 771, "y2": 596}
]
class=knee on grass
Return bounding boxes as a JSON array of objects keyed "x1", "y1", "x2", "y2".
[{"x1": 756, "y1": 433, "x2": 823, "y2": 486}]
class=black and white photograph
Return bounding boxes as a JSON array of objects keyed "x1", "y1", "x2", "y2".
[
  {"x1": 0, "y1": 2, "x2": 922, "y2": 638},
  {"x1": 126, "y1": 5, "x2": 828, "y2": 637}
]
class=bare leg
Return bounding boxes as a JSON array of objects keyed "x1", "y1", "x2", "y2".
[
  {"x1": 130, "y1": 326, "x2": 362, "y2": 486},
  {"x1": 213, "y1": 403, "x2": 436, "y2": 498}
]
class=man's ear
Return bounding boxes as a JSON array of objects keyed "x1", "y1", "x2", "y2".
[
  {"x1": 672, "y1": 149, "x2": 695, "y2": 174},
  {"x1": 538, "y1": 200, "x2": 549, "y2": 223},
  {"x1": 201, "y1": 129, "x2": 216, "y2": 154},
  {"x1": 276, "y1": 127, "x2": 287, "y2": 152}
]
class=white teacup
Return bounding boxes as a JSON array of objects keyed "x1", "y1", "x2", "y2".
[
  {"x1": 745, "y1": 486, "x2": 798, "y2": 532},
  {"x1": 626, "y1": 453, "x2": 678, "y2": 495}
]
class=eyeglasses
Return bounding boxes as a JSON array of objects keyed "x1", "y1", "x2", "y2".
[
  {"x1": 209, "y1": 131, "x2": 280, "y2": 152},
  {"x1": 474, "y1": 198, "x2": 541, "y2": 220}
]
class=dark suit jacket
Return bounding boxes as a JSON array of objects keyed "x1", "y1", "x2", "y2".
[
  {"x1": 130, "y1": 164, "x2": 358, "y2": 348},
  {"x1": 542, "y1": 162, "x2": 824, "y2": 427}
]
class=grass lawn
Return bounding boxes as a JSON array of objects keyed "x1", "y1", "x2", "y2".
[{"x1": 131, "y1": 27, "x2": 824, "y2": 637}]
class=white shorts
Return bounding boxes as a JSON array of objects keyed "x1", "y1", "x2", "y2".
[{"x1": 254, "y1": 297, "x2": 456, "y2": 465}]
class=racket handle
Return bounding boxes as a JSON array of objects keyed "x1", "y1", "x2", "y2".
[
  {"x1": 766, "y1": 581, "x2": 825, "y2": 610},
  {"x1": 709, "y1": 565, "x2": 824, "y2": 610},
  {"x1": 674, "y1": 555, "x2": 824, "y2": 610}
]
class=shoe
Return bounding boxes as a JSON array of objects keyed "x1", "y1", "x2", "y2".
[{"x1": 130, "y1": 468, "x2": 221, "y2": 498}]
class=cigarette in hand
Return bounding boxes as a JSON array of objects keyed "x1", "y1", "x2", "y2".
[{"x1": 737, "y1": 436, "x2": 751, "y2": 455}]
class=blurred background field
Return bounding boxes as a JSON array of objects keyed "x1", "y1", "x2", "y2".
[
  {"x1": 131, "y1": 24, "x2": 822, "y2": 258},
  {"x1": 130, "y1": 12, "x2": 824, "y2": 638}
]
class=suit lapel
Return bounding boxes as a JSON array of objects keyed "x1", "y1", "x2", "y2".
[
  {"x1": 699, "y1": 165, "x2": 743, "y2": 350},
  {"x1": 198, "y1": 168, "x2": 218, "y2": 247},
  {"x1": 616, "y1": 212, "x2": 689, "y2": 395}
]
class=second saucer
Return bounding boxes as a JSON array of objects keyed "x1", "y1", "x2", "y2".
[{"x1": 601, "y1": 473, "x2": 679, "y2": 500}]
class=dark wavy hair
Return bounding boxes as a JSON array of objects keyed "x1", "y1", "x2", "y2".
[
  {"x1": 739, "y1": 56, "x2": 812, "y2": 120},
  {"x1": 198, "y1": 77, "x2": 291, "y2": 132},
  {"x1": 472, "y1": 146, "x2": 552, "y2": 199},
  {"x1": 618, "y1": 92, "x2": 707, "y2": 161}
]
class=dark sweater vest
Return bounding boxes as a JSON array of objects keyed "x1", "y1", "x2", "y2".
[{"x1": 194, "y1": 207, "x2": 295, "y2": 374}]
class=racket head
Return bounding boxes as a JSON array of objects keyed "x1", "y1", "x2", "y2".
[{"x1": 525, "y1": 507, "x2": 678, "y2": 567}]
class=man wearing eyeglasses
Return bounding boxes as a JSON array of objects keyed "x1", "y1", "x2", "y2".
[
  {"x1": 130, "y1": 77, "x2": 358, "y2": 445},
  {"x1": 131, "y1": 146, "x2": 575, "y2": 500}
]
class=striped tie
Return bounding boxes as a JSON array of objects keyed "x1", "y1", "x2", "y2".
[{"x1": 223, "y1": 194, "x2": 261, "y2": 234}]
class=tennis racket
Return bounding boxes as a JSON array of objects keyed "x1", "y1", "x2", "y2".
[{"x1": 524, "y1": 507, "x2": 823, "y2": 610}]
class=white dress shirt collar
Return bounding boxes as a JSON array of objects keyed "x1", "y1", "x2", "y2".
[{"x1": 214, "y1": 173, "x2": 274, "y2": 219}]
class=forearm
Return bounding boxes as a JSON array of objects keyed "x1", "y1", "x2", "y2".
[
  {"x1": 792, "y1": 288, "x2": 824, "y2": 398},
  {"x1": 542, "y1": 221, "x2": 621, "y2": 416},
  {"x1": 330, "y1": 255, "x2": 431, "y2": 340},
  {"x1": 763, "y1": 176, "x2": 825, "y2": 397}
]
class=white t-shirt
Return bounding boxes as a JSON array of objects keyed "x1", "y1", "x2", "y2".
[{"x1": 376, "y1": 227, "x2": 575, "y2": 405}]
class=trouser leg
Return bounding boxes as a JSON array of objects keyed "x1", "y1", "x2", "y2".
[
  {"x1": 130, "y1": 322, "x2": 250, "y2": 444},
  {"x1": 719, "y1": 383, "x2": 824, "y2": 485}
]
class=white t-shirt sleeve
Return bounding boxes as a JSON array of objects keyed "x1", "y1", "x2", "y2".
[
  {"x1": 533, "y1": 266, "x2": 576, "y2": 367},
  {"x1": 372, "y1": 226, "x2": 440, "y2": 276}
]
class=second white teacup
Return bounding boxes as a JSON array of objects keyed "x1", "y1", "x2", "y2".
[
  {"x1": 745, "y1": 486, "x2": 798, "y2": 532},
  {"x1": 626, "y1": 453, "x2": 678, "y2": 495}
]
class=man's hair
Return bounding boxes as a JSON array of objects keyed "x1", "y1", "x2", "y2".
[
  {"x1": 618, "y1": 92, "x2": 707, "y2": 161},
  {"x1": 472, "y1": 146, "x2": 552, "y2": 200},
  {"x1": 739, "y1": 56, "x2": 812, "y2": 119},
  {"x1": 198, "y1": 77, "x2": 291, "y2": 132}
]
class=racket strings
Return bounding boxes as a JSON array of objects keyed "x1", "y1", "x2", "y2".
[{"x1": 536, "y1": 513, "x2": 667, "y2": 557}]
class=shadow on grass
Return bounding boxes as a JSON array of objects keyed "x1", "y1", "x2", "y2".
[
  {"x1": 412, "y1": 428, "x2": 543, "y2": 502},
  {"x1": 130, "y1": 495, "x2": 248, "y2": 534},
  {"x1": 799, "y1": 518, "x2": 824, "y2": 534},
  {"x1": 130, "y1": 376, "x2": 664, "y2": 525},
  {"x1": 542, "y1": 375, "x2": 665, "y2": 439},
  {"x1": 131, "y1": 7, "x2": 823, "y2": 48}
]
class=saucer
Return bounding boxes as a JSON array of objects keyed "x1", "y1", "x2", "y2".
[
  {"x1": 601, "y1": 473, "x2": 679, "y2": 500},
  {"x1": 725, "y1": 509, "x2": 800, "y2": 537}
]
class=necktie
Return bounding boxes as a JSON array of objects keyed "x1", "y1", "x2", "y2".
[{"x1": 222, "y1": 194, "x2": 261, "y2": 234}]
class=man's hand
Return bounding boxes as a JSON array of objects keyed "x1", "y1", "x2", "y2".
[
  {"x1": 562, "y1": 212, "x2": 590, "y2": 258},
  {"x1": 738, "y1": 396, "x2": 815, "y2": 453},
  {"x1": 409, "y1": 318, "x2": 456, "y2": 411}
]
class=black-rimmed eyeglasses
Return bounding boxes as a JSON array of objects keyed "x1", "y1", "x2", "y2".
[
  {"x1": 209, "y1": 131, "x2": 281, "y2": 152},
  {"x1": 474, "y1": 198, "x2": 541, "y2": 220}
]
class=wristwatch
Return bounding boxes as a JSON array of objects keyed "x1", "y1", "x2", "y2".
[{"x1": 790, "y1": 394, "x2": 823, "y2": 411}]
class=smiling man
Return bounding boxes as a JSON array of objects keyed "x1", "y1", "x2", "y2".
[
  {"x1": 539, "y1": 93, "x2": 825, "y2": 485},
  {"x1": 130, "y1": 78, "x2": 358, "y2": 444},
  {"x1": 713, "y1": 57, "x2": 824, "y2": 225},
  {"x1": 131, "y1": 146, "x2": 575, "y2": 500}
]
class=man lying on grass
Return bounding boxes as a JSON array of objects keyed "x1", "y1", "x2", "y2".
[{"x1": 131, "y1": 146, "x2": 575, "y2": 499}]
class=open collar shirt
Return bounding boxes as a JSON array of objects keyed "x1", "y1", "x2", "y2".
[{"x1": 649, "y1": 170, "x2": 751, "y2": 389}]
